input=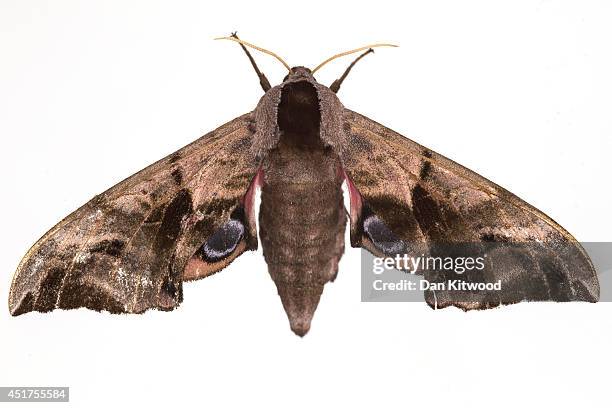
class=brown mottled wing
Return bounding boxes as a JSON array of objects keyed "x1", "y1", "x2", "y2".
[
  {"x1": 342, "y1": 109, "x2": 599, "y2": 309},
  {"x1": 9, "y1": 113, "x2": 259, "y2": 315}
]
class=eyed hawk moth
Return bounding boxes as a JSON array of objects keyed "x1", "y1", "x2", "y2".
[{"x1": 8, "y1": 35, "x2": 599, "y2": 336}]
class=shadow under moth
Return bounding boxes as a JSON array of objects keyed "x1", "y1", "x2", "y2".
[{"x1": 9, "y1": 35, "x2": 599, "y2": 336}]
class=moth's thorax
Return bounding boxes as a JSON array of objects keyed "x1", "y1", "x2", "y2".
[{"x1": 251, "y1": 67, "x2": 347, "y2": 157}]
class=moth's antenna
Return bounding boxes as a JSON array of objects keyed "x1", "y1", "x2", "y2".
[
  {"x1": 311, "y1": 43, "x2": 398, "y2": 74},
  {"x1": 329, "y1": 48, "x2": 374, "y2": 93},
  {"x1": 215, "y1": 36, "x2": 291, "y2": 72},
  {"x1": 227, "y1": 32, "x2": 271, "y2": 92}
]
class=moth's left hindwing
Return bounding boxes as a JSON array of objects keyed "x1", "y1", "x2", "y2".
[
  {"x1": 9, "y1": 113, "x2": 259, "y2": 315},
  {"x1": 341, "y1": 109, "x2": 599, "y2": 309}
]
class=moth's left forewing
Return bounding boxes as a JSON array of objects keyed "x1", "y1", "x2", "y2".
[
  {"x1": 9, "y1": 113, "x2": 260, "y2": 315},
  {"x1": 340, "y1": 109, "x2": 599, "y2": 309}
]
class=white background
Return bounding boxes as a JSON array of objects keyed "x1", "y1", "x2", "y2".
[{"x1": 1, "y1": 1, "x2": 611, "y2": 407}]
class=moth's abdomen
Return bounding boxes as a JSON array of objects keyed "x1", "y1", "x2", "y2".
[{"x1": 259, "y1": 147, "x2": 346, "y2": 336}]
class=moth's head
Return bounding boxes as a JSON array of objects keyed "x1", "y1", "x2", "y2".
[{"x1": 283, "y1": 67, "x2": 317, "y2": 83}]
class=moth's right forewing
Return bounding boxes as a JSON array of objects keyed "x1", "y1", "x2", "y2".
[
  {"x1": 9, "y1": 113, "x2": 260, "y2": 315},
  {"x1": 341, "y1": 109, "x2": 599, "y2": 309}
]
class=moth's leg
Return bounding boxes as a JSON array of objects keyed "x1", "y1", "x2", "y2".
[
  {"x1": 231, "y1": 32, "x2": 271, "y2": 92},
  {"x1": 329, "y1": 48, "x2": 374, "y2": 93}
]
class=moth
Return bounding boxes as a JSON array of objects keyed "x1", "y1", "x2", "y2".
[{"x1": 9, "y1": 34, "x2": 599, "y2": 336}]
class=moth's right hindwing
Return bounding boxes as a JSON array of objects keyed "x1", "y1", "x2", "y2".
[
  {"x1": 341, "y1": 109, "x2": 599, "y2": 309},
  {"x1": 9, "y1": 113, "x2": 260, "y2": 316}
]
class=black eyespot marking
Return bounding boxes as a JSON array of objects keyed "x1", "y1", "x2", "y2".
[
  {"x1": 169, "y1": 152, "x2": 182, "y2": 164},
  {"x1": 363, "y1": 214, "x2": 406, "y2": 255},
  {"x1": 197, "y1": 219, "x2": 244, "y2": 262},
  {"x1": 195, "y1": 206, "x2": 248, "y2": 263}
]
